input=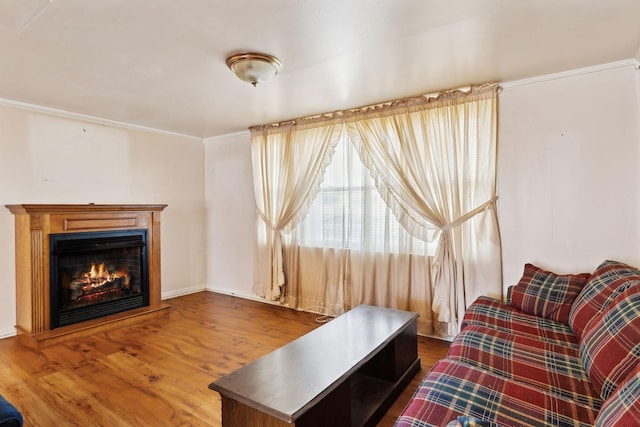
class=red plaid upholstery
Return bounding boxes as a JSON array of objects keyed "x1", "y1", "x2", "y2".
[
  {"x1": 595, "y1": 364, "x2": 640, "y2": 427},
  {"x1": 569, "y1": 260, "x2": 640, "y2": 339},
  {"x1": 397, "y1": 260, "x2": 640, "y2": 427},
  {"x1": 448, "y1": 325, "x2": 602, "y2": 409},
  {"x1": 509, "y1": 264, "x2": 590, "y2": 324},
  {"x1": 579, "y1": 284, "x2": 640, "y2": 400},
  {"x1": 394, "y1": 359, "x2": 597, "y2": 427},
  {"x1": 461, "y1": 296, "x2": 578, "y2": 348}
]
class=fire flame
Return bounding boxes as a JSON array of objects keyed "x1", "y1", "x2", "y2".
[{"x1": 82, "y1": 262, "x2": 130, "y2": 289}]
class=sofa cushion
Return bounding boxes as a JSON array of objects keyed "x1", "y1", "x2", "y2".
[
  {"x1": 569, "y1": 260, "x2": 640, "y2": 339},
  {"x1": 509, "y1": 263, "x2": 589, "y2": 324},
  {"x1": 579, "y1": 284, "x2": 640, "y2": 400},
  {"x1": 595, "y1": 364, "x2": 640, "y2": 426},
  {"x1": 394, "y1": 359, "x2": 597, "y2": 427},
  {"x1": 448, "y1": 324, "x2": 602, "y2": 409},
  {"x1": 461, "y1": 296, "x2": 578, "y2": 348}
]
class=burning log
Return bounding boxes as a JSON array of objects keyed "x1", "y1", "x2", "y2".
[{"x1": 68, "y1": 263, "x2": 130, "y2": 301}]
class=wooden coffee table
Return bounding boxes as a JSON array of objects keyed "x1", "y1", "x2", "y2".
[{"x1": 208, "y1": 304, "x2": 420, "y2": 427}]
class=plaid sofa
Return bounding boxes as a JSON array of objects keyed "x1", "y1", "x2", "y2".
[{"x1": 395, "y1": 260, "x2": 640, "y2": 427}]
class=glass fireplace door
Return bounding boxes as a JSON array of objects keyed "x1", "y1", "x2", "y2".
[{"x1": 49, "y1": 229, "x2": 149, "y2": 328}]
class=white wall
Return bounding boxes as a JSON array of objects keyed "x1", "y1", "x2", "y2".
[
  {"x1": 204, "y1": 132, "x2": 256, "y2": 298},
  {"x1": 202, "y1": 61, "x2": 640, "y2": 301},
  {"x1": 498, "y1": 63, "x2": 640, "y2": 288},
  {"x1": 0, "y1": 105, "x2": 207, "y2": 337},
  {"x1": 2, "y1": 61, "x2": 637, "y2": 338}
]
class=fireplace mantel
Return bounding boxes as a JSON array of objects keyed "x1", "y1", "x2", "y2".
[{"x1": 5, "y1": 204, "x2": 169, "y2": 348}]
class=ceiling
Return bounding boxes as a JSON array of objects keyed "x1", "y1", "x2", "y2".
[{"x1": 1, "y1": 0, "x2": 639, "y2": 139}]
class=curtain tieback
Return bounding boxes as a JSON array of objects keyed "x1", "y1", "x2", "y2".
[
  {"x1": 441, "y1": 196, "x2": 498, "y2": 232},
  {"x1": 257, "y1": 209, "x2": 282, "y2": 233}
]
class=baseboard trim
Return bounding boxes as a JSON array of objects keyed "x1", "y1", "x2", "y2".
[
  {"x1": 162, "y1": 286, "x2": 207, "y2": 300},
  {"x1": 206, "y1": 286, "x2": 253, "y2": 298},
  {"x1": 0, "y1": 326, "x2": 17, "y2": 339},
  {"x1": 205, "y1": 286, "x2": 283, "y2": 305}
]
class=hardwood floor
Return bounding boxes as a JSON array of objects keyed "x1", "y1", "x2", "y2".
[{"x1": 0, "y1": 291, "x2": 450, "y2": 426}]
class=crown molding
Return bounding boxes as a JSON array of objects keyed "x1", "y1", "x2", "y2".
[
  {"x1": 0, "y1": 97, "x2": 203, "y2": 142},
  {"x1": 501, "y1": 59, "x2": 637, "y2": 89},
  {"x1": 204, "y1": 130, "x2": 250, "y2": 143}
]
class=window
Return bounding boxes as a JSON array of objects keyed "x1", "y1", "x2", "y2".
[{"x1": 296, "y1": 134, "x2": 434, "y2": 255}]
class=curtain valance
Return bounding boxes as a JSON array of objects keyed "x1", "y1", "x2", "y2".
[
  {"x1": 250, "y1": 83, "x2": 500, "y2": 133},
  {"x1": 342, "y1": 83, "x2": 499, "y2": 121}
]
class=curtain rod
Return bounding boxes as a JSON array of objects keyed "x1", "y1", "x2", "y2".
[{"x1": 249, "y1": 82, "x2": 500, "y2": 132}]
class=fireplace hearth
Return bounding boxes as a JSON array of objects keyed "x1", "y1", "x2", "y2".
[{"x1": 5, "y1": 204, "x2": 168, "y2": 348}]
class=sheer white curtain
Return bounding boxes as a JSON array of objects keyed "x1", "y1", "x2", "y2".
[
  {"x1": 251, "y1": 117, "x2": 342, "y2": 301},
  {"x1": 291, "y1": 134, "x2": 436, "y2": 334},
  {"x1": 250, "y1": 84, "x2": 502, "y2": 338},
  {"x1": 344, "y1": 84, "x2": 502, "y2": 335}
]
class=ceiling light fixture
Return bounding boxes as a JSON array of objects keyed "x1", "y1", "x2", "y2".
[{"x1": 226, "y1": 52, "x2": 282, "y2": 87}]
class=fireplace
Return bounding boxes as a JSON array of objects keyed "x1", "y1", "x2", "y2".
[
  {"x1": 49, "y1": 229, "x2": 149, "y2": 328},
  {"x1": 5, "y1": 204, "x2": 168, "y2": 348}
]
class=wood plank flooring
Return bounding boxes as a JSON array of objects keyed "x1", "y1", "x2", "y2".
[{"x1": 0, "y1": 291, "x2": 450, "y2": 426}]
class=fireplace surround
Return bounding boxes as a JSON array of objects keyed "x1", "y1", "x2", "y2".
[{"x1": 5, "y1": 204, "x2": 168, "y2": 348}]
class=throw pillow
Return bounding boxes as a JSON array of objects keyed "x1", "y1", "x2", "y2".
[
  {"x1": 509, "y1": 263, "x2": 590, "y2": 324},
  {"x1": 579, "y1": 285, "x2": 640, "y2": 400},
  {"x1": 569, "y1": 260, "x2": 640, "y2": 339}
]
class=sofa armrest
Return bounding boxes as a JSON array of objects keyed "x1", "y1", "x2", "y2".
[{"x1": 505, "y1": 286, "x2": 514, "y2": 305}]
